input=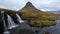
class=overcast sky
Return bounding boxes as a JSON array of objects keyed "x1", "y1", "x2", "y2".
[{"x1": 0, "y1": 0, "x2": 60, "y2": 11}]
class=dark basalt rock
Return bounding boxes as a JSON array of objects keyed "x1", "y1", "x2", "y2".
[
  {"x1": 42, "y1": 31, "x2": 51, "y2": 34},
  {"x1": 4, "y1": 12, "x2": 8, "y2": 26},
  {"x1": 24, "y1": 2, "x2": 35, "y2": 8},
  {"x1": 4, "y1": 11, "x2": 20, "y2": 24},
  {"x1": 0, "y1": 11, "x2": 4, "y2": 34},
  {"x1": 10, "y1": 29, "x2": 34, "y2": 34},
  {"x1": 35, "y1": 30, "x2": 39, "y2": 33}
]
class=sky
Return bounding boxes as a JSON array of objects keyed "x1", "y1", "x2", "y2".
[{"x1": 0, "y1": 0, "x2": 60, "y2": 11}]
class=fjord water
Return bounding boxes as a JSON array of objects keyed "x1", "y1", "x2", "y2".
[
  {"x1": 1, "y1": 11, "x2": 10, "y2": 34},
  {"x1": 16, "y1": 13, "x2": 24, "y2": 23},
  {"x1": 7, "y1": 14, "x2": 19, "y2": 29}
]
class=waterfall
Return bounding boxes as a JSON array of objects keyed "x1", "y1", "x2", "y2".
[
  {"x1": 1, "y1": 11, "x2": 10, "y2": 34},
  {"x1": 7, "y1": 14, "x2": 19, "y2": 29},
  {"x1": 16, "y1": 13, "x2": 24, "y2": 23}
]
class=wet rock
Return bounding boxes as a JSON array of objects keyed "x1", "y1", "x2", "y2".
[
  {"x1": 10, "y1": 29, "x2": 34, "y2": 34},
  {"x1": 0, "y1": 11, "x2": 4, "y2": 34},
  {"x1": 35, "y1": 30, "x2": 39, "y2": 33},
  {"x1": 42, "y1": 31, "x2": 51, "y2": 34}
]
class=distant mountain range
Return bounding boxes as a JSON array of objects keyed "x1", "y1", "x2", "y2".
[{"x1": 48, "y1": 11, "x2": 60, "y2": 14}]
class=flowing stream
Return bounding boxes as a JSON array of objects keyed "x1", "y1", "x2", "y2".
[{"x1": 9, "y1": 19, "x2": 60, "y2": 34}]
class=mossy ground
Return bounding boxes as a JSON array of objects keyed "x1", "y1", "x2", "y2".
[{"x1": 28, "y1": 19, "x2": 56, "y2": 28}]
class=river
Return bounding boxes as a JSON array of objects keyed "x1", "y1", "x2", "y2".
[{"x1": 10, "y1": 20, "x2": 60, "y2": 34}]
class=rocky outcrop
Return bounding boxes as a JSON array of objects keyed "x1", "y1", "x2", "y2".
[{"x1": 0, "y1": 11, "x2": 4, "y2": 34}]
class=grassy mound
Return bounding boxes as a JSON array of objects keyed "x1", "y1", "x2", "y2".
[{"x1": 28, "y1": 19, "x2": 56, "y2": 28}]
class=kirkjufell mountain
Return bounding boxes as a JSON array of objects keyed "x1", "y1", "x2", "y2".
[
  {"x1": 19, "y1": 2, "x2": 51, "y2": 14},
  {"x1": 18, "y1": 2, "x2": 60, "y2": 27},
  {"x1": 23, "y1": 2, "x2": 36, "y2": 8},
  {"x1": 18, "y1": 2, "x2": 60, "y2": 19}
]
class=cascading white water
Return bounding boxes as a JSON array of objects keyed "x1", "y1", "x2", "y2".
[
  {"x1": 1, "y1": 11, "x2": 10, "y2": 34},
  {"x1": 7, "y1": 14, "x2": 19, "y2": 29},
  {"x1": 16, "y1": 13, "x2": 24, "y2": 23}
]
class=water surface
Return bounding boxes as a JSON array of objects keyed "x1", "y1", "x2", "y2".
[{"x1": 10, "y1": 20, "x2": 60, "y2": 34}]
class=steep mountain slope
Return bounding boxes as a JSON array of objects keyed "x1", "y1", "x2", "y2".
[
  {"x1": 19, "y1": 2, "x2": 51, "y2": 14},
  {"x1": 18, "y1": 2, "x2": 60, "y2": 20}
]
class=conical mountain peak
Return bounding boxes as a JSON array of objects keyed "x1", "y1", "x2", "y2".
[{"x1": 24, "y1": 2, "x2": 35, "y2": 8}]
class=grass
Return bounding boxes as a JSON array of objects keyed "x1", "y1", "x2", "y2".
[{"x1": 28, "y1": 19, "x2": 56, "y2": 28}]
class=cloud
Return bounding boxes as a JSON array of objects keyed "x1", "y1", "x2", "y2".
[
  {"x1": 0, "y1": 0, "x2": 60, "y2": 11},
  {"x1": 30, "y1": 0, "x2": 60, "y2": 11},
  {"x1": 0, "y1": 0, "x2": 28, "y2": 10}
]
